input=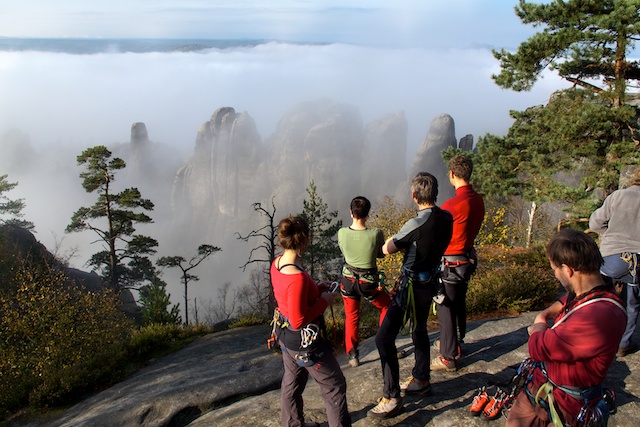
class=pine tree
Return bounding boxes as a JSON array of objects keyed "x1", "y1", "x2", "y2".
[
  {"x1": 493, "y1": 0, "x2": 640, "y2": 108},
  {"x1": 157, "y1": 244, "x2": 221, "y2": 325},
  {"x1": 299, "y1": 180, "x2": 342, "y2": 280},
  {"x1": 0, "y1": 174, "x2": 34, "y2": 230},
  {"x1": 66, "y1": 146, "x2": 158, "y2": 292},
  {"x1": 138, "y1": 277, "x2": 181, "y2": 325}
]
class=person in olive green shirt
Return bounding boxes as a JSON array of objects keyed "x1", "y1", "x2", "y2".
[{"x1": 338, "y1": 196, "x2": 390, "y2": 367}]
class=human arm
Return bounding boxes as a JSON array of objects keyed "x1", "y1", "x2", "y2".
[
  {"x1": 376, "y1": 229, "x2": 385, "y2": 258},
  {"x1": 528, "y1": 301, "x2": 562, "y2": 336},
  {"x1": 588, "y1": 196, "x2": 613, "y2": 233},
  {"x1": 382, "y1": 237, "x2": 399, "y2": 255}
]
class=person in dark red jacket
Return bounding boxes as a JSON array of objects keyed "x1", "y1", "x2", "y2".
[
  {"x1": 433, "y1": 154, "x2": 485, "y2": 371},
  {"x1": 505, "y1": 229, "x2": 626, "y2": 427},
  {"x1": 271, "y1": 215, "x2": 351, "y2": 427}
]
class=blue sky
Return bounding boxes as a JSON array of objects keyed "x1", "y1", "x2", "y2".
[{"x1": 1, "y1": 1, "x2": 532, "y2": 49}]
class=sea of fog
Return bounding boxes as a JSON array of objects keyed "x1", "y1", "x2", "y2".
[{"x1": 0, "y1": 37, "x2": 569, "y2": 320}]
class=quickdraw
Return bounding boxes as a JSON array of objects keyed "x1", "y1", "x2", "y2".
[
  {"x1": 267, "y1": 308, "x2": 288, "y2": 349},
  {"x1": 301, "y1": 323, "x2": 320, "y2": 348},
  {"x1": 621, "y1": 252, "x2": 639, "y2": 280}
]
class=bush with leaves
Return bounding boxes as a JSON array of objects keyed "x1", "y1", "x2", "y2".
[
  {"x1": 467, "y1": 245, "x2": 558, "y2": 317},
  {"x1": 0, "y1": 266, "x2": 132, "y2": 416},
  {"x1": 368, "y1": 196, "x2": 415, "y2": 287}
]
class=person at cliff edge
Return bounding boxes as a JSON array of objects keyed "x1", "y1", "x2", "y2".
[
  {"x1": 432, "y1": 154, "x2": 485, "y2": 372},
  {"x1": 505, "y1": 228, "x2": 626, "y2": 427},
  {"x1": 588, "y1": 169, "x2": 640, "y2": 357},
  {"x1": 338, "y1": 196, "x2": 390, "y2": 368},
  {"x1": 368, "y1": 172, "x2": 453, "y2": 419},
  {"x1": 270, "y1": 215, "x2": 351, "y2": 427}
]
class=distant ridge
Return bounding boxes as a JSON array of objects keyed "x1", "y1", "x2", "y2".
[{"x1": 0, "y1": 37, "x2": 328, "y2": 54}]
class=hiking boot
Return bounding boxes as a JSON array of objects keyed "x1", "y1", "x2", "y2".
[
  {"x1": 348, "y1": 348, "x2": 360, "y2": 367},
  {"x1": 469, "y1": 386, "x2": 490, "y2": 416},
  {"x1": 400, "y1": 376, "x2": 432, "y2": 395},
  {"x1": 367, "y1": 396, "x2": 402, "y2": 419},
  {"x1": 482, "y1": 390, "x2": 506, "y2": 420},
  {"x1": 348, "y1": 354, "x2": 360, "y2": 367},
  {"x1": 430, "y1": 355, "x2": 457, "y2": 372},
  {"x1": 617, "y1": 343, "x2": 638, "y2": 357},
  {"x1": 433, "y1": 339, "x2": 462, "y2": 360},
  {"x1": 397, "y1": 348, "x2": 411, "y2": 359}
]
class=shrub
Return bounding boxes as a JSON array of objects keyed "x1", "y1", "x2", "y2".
[
  {"x1": 0, "y1": 267, "x2": 132, "y2": 415},
  {"x1": 126, "y1": 323, "x2": 213, "y2": 362},
  {"x1": 467, "y1": 245, "x2": 559, "y2": 317}
]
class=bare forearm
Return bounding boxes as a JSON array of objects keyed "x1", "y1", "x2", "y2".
[{"x1": 382, "y1": 237, "x2": 398, "y2": 255}]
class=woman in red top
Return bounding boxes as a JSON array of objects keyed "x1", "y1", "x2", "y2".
[{"x1": 271, "y1": 215, "x2": 351, "y2": 427}]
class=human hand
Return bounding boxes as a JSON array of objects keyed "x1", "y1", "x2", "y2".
[
  {"x1": 533, "y1": 312, "x2": 549, "y2": 325},
  {"x1": 527, "y1": 322, "x2": 548, "y2": 336}
]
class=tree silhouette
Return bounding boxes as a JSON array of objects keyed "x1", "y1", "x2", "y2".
[
  {"x1": 493, "y1": 0, "x2": 640, "y2": 108},
  {"x1": 157, "y1": 244, "x2": 221, "y2": 325},
  {"x1": 235, "y1": 197, "x2": 278, "y2": 313},
  {"x1": 0, "y1": 174, "x2": 34, "y2": 230},
  {"x1": 66, "y1": 146, "x2": 157, "y2": 292},
  {"x1": 299, "y1": 180, "x2": 342, "y2": 280}
]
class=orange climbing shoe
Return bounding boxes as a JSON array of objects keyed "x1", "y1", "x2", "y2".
[
  {"x1": 482, "y1": 389, "x2": 506, "y2": 421},
  {"x1": 469, "y1": 387, "x2": 490, "y2": 416}
]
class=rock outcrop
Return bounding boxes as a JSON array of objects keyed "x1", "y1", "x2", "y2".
[
  {"x1": 459, "y1": 134, "x2": 474, "y2": 152},
  {"x1": 264, "y1": 98, "x2": 365, "y2": 215},
  {"x1": 168, "y1": 101, "x2": 459, "y2": 248},
  {"x1": 360, "y1": 110, "x2": 408, "y2": 202},
  {"x1": 401, "y1": 114, "x2": 458, "y2": 203},
  {"x1": 29, "y1": 311, "x2": 640, "y2": 427},
  {"x1": 171, "y1": 107, "x2": 266, "y2": 240}
]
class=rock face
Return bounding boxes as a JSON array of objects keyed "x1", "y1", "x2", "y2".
[
  {"x1": 459, "y1": 133, "x2": 474, "y2": 152},
  {"x1": 402, "y1": 113, "x2": 458, "y2": 203},
  {"x1": 171, "y1": 107, "x2": 266, "y2": 239},
  {"x1": 265, "y1": 99, "x2": 365, "y2": 215},
  {"x1": 30, "y1": 311, "x2": 640, "y2": 427},
  {"x1": 360, "y1": 110, "x2": 408, "y2": 202},
  {"x1": 167, "y1": 101, "x2": 460, "y2": 249}
]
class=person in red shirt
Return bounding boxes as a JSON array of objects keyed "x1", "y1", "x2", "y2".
[
  {"x1": 505, "y1": 228, "x2": 626, "y2": 426},
  {"x1": 432, "y1": 154, "x2": 485, "y2": 371},
  {"x1": 271, "y1": 215, "x2": 351, "y2": 427}
]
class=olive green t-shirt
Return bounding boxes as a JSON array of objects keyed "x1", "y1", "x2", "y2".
[{"x1": 338, "y1": 227, "x2": 384, "y2": 281}]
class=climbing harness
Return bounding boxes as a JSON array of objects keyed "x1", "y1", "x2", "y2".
[
  {"x1": 340, "y1": 264, "x2": 385, "y2": 300},
  {"x1": 393, "y1": 266, "x2": 439, "y2": 333},
  {"x1": 268, "y1": 308, "x2": 323, "y2": 366}
]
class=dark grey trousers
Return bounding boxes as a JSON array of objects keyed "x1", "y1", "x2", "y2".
[{"x1": 280, "y1": 341, "x2": 351, "y2": 427}]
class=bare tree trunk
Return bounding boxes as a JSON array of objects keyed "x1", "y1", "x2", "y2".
[
  {"x1": 526, "y1": 201, "x2": 537, "y2": 248},
  {"x1": 193, "y1": 297, "x2": 198, "y2": 325}
]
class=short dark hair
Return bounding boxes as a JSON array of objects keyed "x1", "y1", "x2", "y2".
[
  {"x1": 350, "y1": 196, "x2": 371, "y2": 219},
  {"x1": 277, "y1": 215, "x2": 310, "y2": 256},
  {"x1": 448, "y1": 154, "x2": 473, "y2": 182},
  {"x1": 411, "y1": 172, "x2": 438, "y2": 205},
  {"x1": 546, "y1": 228, "x2": 603, "y2": 274}
]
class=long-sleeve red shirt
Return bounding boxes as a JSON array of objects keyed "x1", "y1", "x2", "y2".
[
  {"x1": 441, "y1": 184, "x2": 484, "y2": 255},
  {"x1": 271, "y1": 256, "x2": 328, "y2": 330},
  {"x1": 528, "y1": 291, "x2": 626, "y2": 417}
]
